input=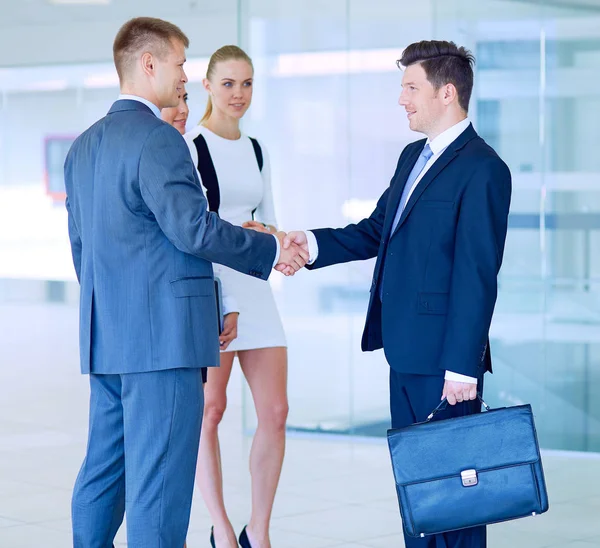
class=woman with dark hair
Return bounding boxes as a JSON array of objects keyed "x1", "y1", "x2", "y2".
[
  {"x1": 160, "y1": 84, "x2": 189, "y2": 134},
  {"x1": 161, "y1": 86, "x2": 240, "y2": 387}
]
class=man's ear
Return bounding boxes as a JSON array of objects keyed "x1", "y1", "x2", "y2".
[
  {"x1": 141, "y1": 52, "x2": 154, "y2": 76},
  {"x1": 443, "y1": 83, "x2": 458, "y2": 106}
]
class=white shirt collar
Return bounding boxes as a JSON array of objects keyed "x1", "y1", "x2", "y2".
[
  {"x1": 427, "y1": 118, "x2": 471, "y2": 156},
  {"x1": 117, "y1": 94, "x2": 161, "y2": 118}
]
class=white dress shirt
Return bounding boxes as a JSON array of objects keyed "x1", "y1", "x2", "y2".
[
  {"x1": 306, "y1": 118, "x2": 477, "y2": 384},
  {"x1": 117, "y1": 94, "x2": 161, "y2": 118}
]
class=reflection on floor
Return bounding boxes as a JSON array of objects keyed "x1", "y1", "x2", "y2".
[{"x1": 1, "y1": 301, "x2": 600, "y2": 547}]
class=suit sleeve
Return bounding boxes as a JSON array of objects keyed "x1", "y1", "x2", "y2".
[
  {"x1": 65, "y1": 196, "x2": 82, "y2": 283},
  {"x1": 438, "y1": 158, "x2": 512, "y2": 377},
  {"x1": 306, "y1": 145, "x2": 415, "y2": 270},
  {"x1": 307, "y1": 187, "x2": 389, "y2": 269},
  {"x1": 138, "y1": 124, "x2": 276, "y2": 281}
]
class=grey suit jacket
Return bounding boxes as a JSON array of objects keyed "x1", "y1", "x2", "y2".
[{"x1": 64, "y1": 100, "x2": 276, "y2": 374}]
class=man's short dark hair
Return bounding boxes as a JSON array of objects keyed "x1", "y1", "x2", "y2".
[
  {"x1": 398, "y1": 40, "x2": 475, "y2": 112},
  {"x1": 113, "y1": 17, "x2": 190, "y2": 82}
]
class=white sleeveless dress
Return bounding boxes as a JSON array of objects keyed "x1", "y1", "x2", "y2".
[{"x1": 184, "y1": 125, "x2": 286, "y2": 351}]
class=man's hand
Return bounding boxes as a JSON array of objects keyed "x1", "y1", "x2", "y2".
[
  {"x1": 274, "y1": 231, "x2": 310, "y2": 276},
  {"x1": 442, "y1": 380, "x2": 477, "y2": 406},
  {"x1": 283, "y1": 231, "x2": 309, "y2": 254},
  {"x1": 219, "y1": 313, "x2": 239, "y2": 351},
  {"x1": 275, "y1": 231, "x2": 309, "y2": 276},
  {"x1": 242, "y1": 220, "x2": 273, "y2": 234}
]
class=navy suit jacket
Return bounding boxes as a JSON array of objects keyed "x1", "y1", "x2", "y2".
[
  {"x1": 64, "y1": 100, "x2": 276, "y2": 375},
  {"x1": 309, "y1": 124, "x2": 511, "y2": 378}
]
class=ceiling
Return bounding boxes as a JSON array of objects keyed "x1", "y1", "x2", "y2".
[
  {"x1": 1, "y1": 0, "x2": 599, "y2": 30},
  {"x1": 1, "y1": 0, "x2": 599, "y2": 68},
  {"x1": 0, "y1": 0, "x2": 235, "y2": 28},
  {"x1": 504, "y1": 0, "x2": 600, "y2": 10},
  {"x1": 0, "y1": 0, "x2": 240, "y2": 67}
]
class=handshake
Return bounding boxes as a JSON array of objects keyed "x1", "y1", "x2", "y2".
[{"x1": 242, "y1": 221, "x2": 309, "y2": 276}]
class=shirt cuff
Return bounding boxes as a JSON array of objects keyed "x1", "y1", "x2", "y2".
[
  {"x1": 445, "y1": 371, "x2": 477, "y2": 384},
  {"x1": 222, "y1": 295, "x2": 240, "y2": 316},
  {"x1": 272, "y1": 234, "x2": 280, "y2": 268},
  {"x1": 305, "y1": 230, "x2": 319, "y2": 265}
]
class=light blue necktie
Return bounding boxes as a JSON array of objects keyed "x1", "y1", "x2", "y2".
[
  {"x1": 379, "y1": 144, "x2": 433, "y2": 301},
  {"x1": 389, "y1": 143, "x2": 434, "y2": 237}
]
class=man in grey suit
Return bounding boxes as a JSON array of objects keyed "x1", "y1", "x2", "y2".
[{"x1": 64, "y1": 17, "x2": 306, "y2": 548}]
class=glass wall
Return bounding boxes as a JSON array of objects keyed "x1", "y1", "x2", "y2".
[
  {"x1": 239, "y1": 0, "x2": 600, "y2": 452},
  {"x1": 1, "y1": 0, "x2": 599, "y2": 452}
]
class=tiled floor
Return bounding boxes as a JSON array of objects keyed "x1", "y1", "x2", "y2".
[{"x1": 1, "y1": 301, "x2": 600, "y2": 547}]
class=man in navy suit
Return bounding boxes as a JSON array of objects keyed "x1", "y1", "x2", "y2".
[
  {"x1": 285, "y1": 41, "x2": 511, "y2": 547},
  {"x1": 64, "y1": 17, "x2": 306, "y2": 548}
]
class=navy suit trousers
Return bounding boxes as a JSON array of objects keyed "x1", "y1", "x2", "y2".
[{"x1": 389, "y1": 370, "x2": 486, "y2": 548}]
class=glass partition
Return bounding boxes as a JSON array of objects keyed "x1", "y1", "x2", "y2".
[
  {"x1": 0, "y1": 0, "x2": 598, "y2": 452},
  {"x1": 240, "y1": 0, "x2": 600, "y2": 452}
]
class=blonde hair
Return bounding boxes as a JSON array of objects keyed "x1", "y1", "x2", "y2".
[
  {"x1": 113, "y1": 17, "x2": 189, "y2": 82},
  {"x1": 201, "y1": 45, "x2": 254, "y2": 124}
]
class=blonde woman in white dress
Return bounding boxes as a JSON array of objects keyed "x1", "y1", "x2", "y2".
[{"x1": 184, "y1": 46, "x2": 288, "y2": 548}]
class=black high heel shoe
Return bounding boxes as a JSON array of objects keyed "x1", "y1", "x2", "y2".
[
  {"x1": 239, "y1": 526, "x2": 253, "y2": 548},
  {"x1": 210, "y1": 526, "x2": 216, "y2": 548}
]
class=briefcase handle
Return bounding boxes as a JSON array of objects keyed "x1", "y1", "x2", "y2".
[{"x1": 426, "y1": 394, "x2": 491, "y2": 422}]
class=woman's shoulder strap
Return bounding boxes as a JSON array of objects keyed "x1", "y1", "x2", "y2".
[
  {"x1": 192, "y1": 133, "x2": 220, "y2": 214},
  {"x1": 249, "y1": 137, "x2": 263, "y2": 172}
]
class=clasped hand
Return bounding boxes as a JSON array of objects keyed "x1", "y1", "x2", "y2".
[{"x1": 242, "y1": 223, "x2": 309, "y2": 277}]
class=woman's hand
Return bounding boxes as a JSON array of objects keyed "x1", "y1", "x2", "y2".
[
  {"x1": 219, "y1": 313, "x2": 239, "y2": 351},
  {"x1": 242, "y1": 220, "x2": 274, "y2": 234}
]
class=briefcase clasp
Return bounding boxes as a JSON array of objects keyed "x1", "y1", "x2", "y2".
[{"x1": 461, "y1": 469, "x2": 478, "y2": 487}]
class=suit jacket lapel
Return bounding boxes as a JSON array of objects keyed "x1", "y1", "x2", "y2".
[
  {"x1": 392, "y1": 149, "x2": 458, "y2": 234},
  {"x1": 381, "y1": 144, "x2": 423, "y2": 242},
  {"x1": 392, "y1": 124, "x2": 478, "y2": 235}
]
